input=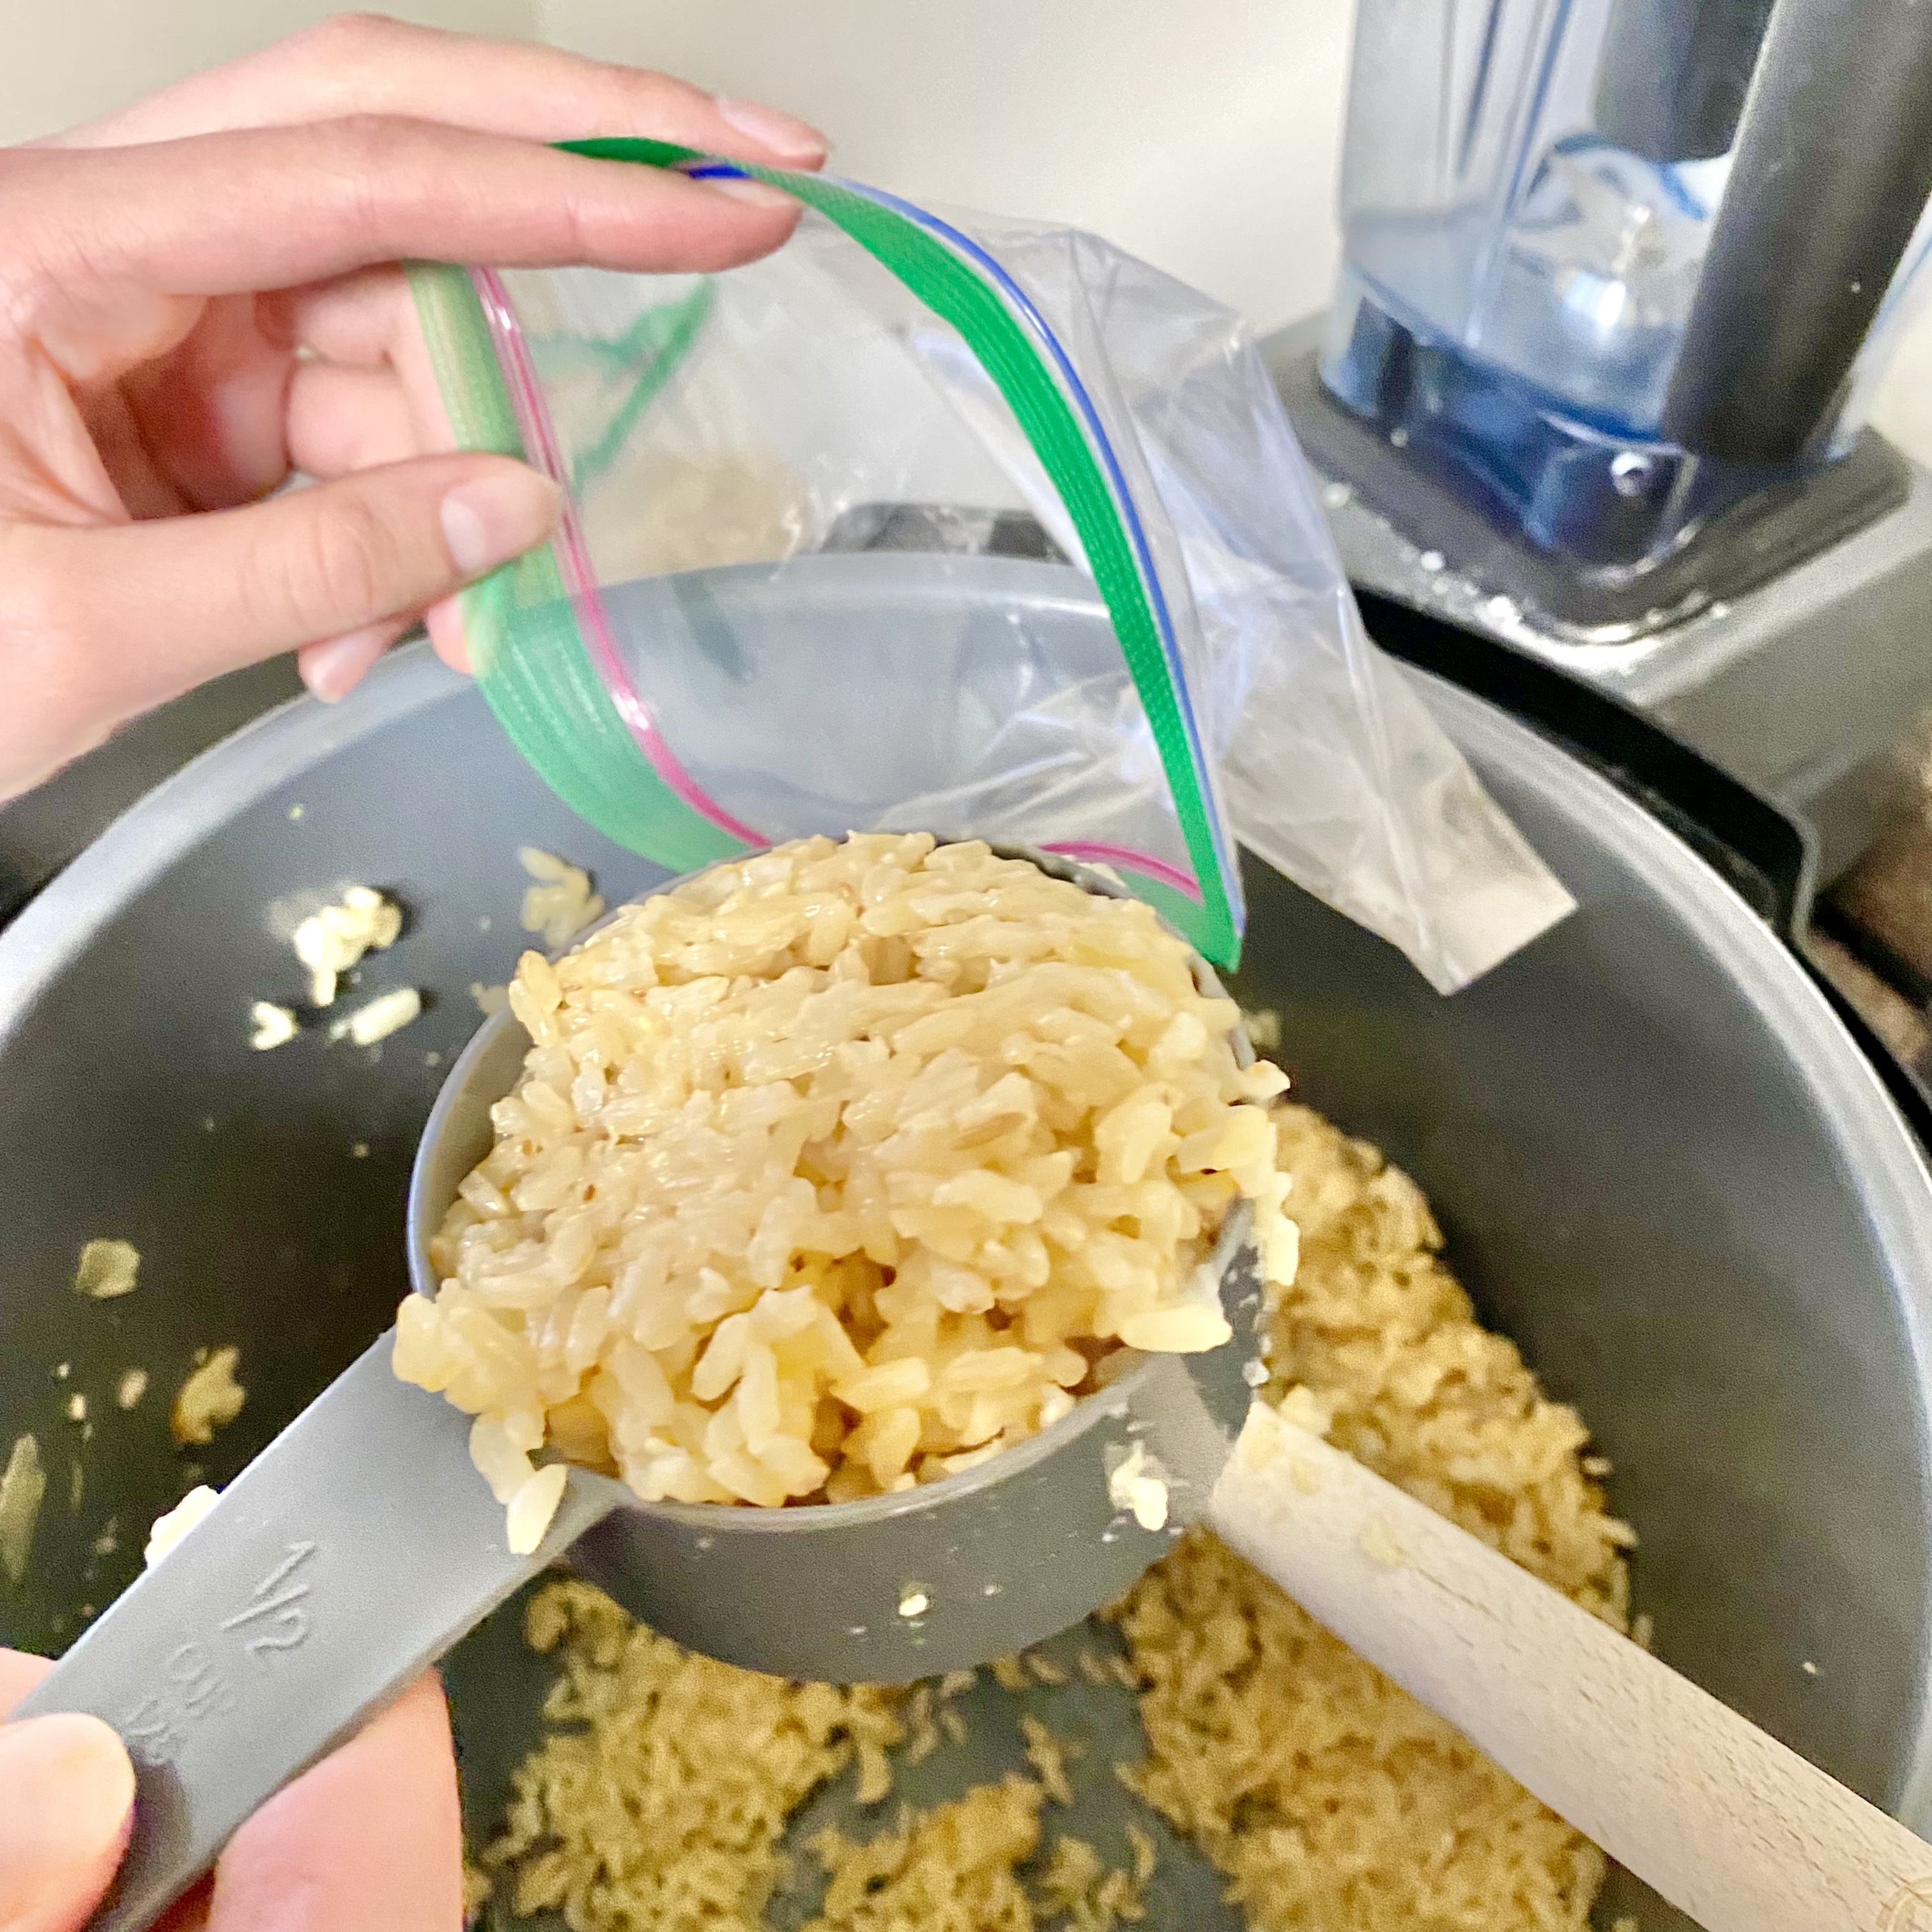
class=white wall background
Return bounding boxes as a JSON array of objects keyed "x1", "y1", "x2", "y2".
[
  {"x1": 540, "y1": 0, "x2": 1351, "y2": 336},
  {"x1": 0, "y1": 0, "x2": 1924, "y2": 454},
  {"x1": 0, "y1": 0, "x2": 533, "y2": 141}
]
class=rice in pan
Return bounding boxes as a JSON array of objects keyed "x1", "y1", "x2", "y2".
[
  {"x1": 468, "y1": 1103, "x2": 1633, "y2": 1932},
  {"x1": 395, "y1": 834, "x2": 1293, "y2": 1542}
]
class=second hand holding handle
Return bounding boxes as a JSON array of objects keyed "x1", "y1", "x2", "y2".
[{"x1": 13, "y1": 1335, "x2": 624, "y2": 1932}]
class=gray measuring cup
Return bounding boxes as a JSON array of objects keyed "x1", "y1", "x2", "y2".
[{"x1": 14, "y1": 848, "x2": 1261, "y2": 1932}]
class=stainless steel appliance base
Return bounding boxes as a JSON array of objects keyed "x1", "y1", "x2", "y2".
[{"x1": 1266, "y1": 316, "x2": 1932, "y2": 879}]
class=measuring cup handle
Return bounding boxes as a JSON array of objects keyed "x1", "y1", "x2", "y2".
[{"x1": 12, "y1": 1333, "x2": 618, "y2": 1932}]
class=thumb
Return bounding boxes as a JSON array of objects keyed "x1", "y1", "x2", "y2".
[
  {"x1": 0, "y1": 1713, "x2": 136, "y2": 1932},
  {"x1": 7, "y1": 453, "x2": 559, "y2": 788}
]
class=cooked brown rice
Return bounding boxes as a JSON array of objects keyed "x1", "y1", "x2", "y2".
[
  {"x1": 1111, "y1": 1104, "x2": 1630, "y2": 1931},
  {"x1": 395, "y1": 834, "x2": 1292, "y2": 1537},
  {"x1": 0, "y1": 1433, "x2": 45, "y2": 1585},
  {"x1": 170, "y1": 1345, "x2": 246, "y2": 1448},
  {"x1": 518, "y1": 847, "x2": 605, "y2": 950},
  {"x1": 469, "y1": 1100, "x2": 1630, "y2": 1932},
  {"x1": 73, "y1": 1238, "x2": 139, "y2": 1300},
  {"x1": 481, "y1": 1581, "x2": 903, "y2": 1928},
  {"x1": 293, "y1": 885, "x2": 401, "y2": 1008}
]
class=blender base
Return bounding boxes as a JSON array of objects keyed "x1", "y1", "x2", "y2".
[
  {"x1": 1285, "y1": 327, "x2": 1908, "y2": 638},
  {"x1": 1266, "y1": 316, "x2": 1932, "y2": 879}
]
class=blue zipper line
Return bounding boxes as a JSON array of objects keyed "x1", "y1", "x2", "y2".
[{"x1": 684, "y1": 158, "x2": 1236, "y2": 898}]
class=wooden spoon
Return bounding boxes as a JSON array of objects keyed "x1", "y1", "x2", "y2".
[{"x1": 1210, "y1": 1404, "x2": 1932, "y2": 1932}]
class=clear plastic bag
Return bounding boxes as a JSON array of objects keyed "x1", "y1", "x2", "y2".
[{"x1": 409, "y1": 142, "x2": 1572, "y2": 984}]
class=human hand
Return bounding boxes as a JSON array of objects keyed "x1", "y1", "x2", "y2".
[
  {"x1": 1, "y1": 1648, "x2": 464, "y2": 1932},
  {"x1": 0, "y1": 13, "x2": 827, "y2": 802}
]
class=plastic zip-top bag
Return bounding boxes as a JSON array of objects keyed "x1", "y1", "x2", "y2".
[{"x1": 408, "y1": 140, "x2": 1573, "y2": 985}]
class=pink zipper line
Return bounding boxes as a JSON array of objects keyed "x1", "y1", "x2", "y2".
[
  {"x1": 470, "y1": 269, "x2": 766, "y2": 848},
  {"x1": 470, "y1": 276, "x2": 1199, "y2": 906},
  {"x1": 1041, "y1": 841, "x2": 1202, "y2": 901}
]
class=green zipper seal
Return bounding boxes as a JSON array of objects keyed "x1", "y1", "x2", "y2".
[
  {"x1": 546, "y1": 278, "x2": 715, "y2": 493},
  {"x1": 411, "y1": 146, "x2": 1242, "y2": 965},
  {"x1": 408, "y1": 262, "x2": 744, "y2": 874}
]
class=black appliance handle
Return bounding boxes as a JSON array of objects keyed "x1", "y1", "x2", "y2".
[
  {"x1": 1593, "y1": 0, "x2": 1776, "y2": 164},
  {"x1": 1660, "y1": 0, "x2": 1932, "y2": 463}
]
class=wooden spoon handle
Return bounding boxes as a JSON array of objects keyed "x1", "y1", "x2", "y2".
[{"x1": 1208, "y1": 1406, "x2": 1932, "y2": 1932}]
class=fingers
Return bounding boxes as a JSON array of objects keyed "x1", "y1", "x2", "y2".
[
  {"x1": 0, "y1": 1710, "x2": 136, "y2": 1932},
  {"x1": 1, "y1": 1652, "x2": 135, "y2": 1932},
  {"x1": 285, "y1": 361, "x2": 418, "y2": 477},
  {"x1": 11, "y1": 123, "x2": 801, "y2": 304},
  {"x1": 277, "y1": 268, "x2": 460, "y2": 467},
  {"x1": 425, "y1": 596, "x2": 471, "y2": 677},
  {"x1": 45, "y1": 14, "x2": 826, "y2": 169},
  {"x1": 0, "y1": 1661, "x2": 462, "y2": 1932},
  {"x1": 274, "y1": 268, "x2": 418, "y2": 370},
  {"x1": 275, "y1": 270, "x2": 457, "y2": 462},
  {"x1": 201, "y1": 1673, "x2": 461, "y2": 1932},
  {"x1": 297, "y1": 615, "x2": 417, "y2": 702},
  {"x1": 1, "y1": 451, "x2": 556, "y2": 797},
  {"x1": 112, "y1": 295, "x2": 300, "y2": 512}
]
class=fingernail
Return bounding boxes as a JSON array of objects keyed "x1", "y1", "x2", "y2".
[
  {"x1": 299, "y1": 625, "x2": 393, "y2": 704},
  {"x1": 440, "y1": 468, "x2": 561, "y2": 579},
  {"x1": 424, "y1": 597, "x2": 472, "y2": 677},
  {"x1": 714, "y1": 96, "x2": 828, "y2": 164},
  {"x1": 700, "y1": 173, "x2": 797, "y2": 211},
  {"x1": 0, "y1": 1715, "x2": 135, "y2": 1924}
]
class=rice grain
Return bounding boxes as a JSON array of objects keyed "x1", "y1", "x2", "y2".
[
  {"x1": 470, "y1": 1098, "x2": 1631, "y2": 1932},
  {"x1": 73, "y1": 1238, "x2": 139, "y2": 1301},
  {"x1": 171, "y1": 1346, "x2": 246, "y2": 1448},
  {"x1": 398, "y1": 835, "x2": 1291, "y2": 1529}
]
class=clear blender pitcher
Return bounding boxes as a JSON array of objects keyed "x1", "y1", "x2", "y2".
[{"x1": 1321, "y1": 0, "x2": 1932, "y2": 577}]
